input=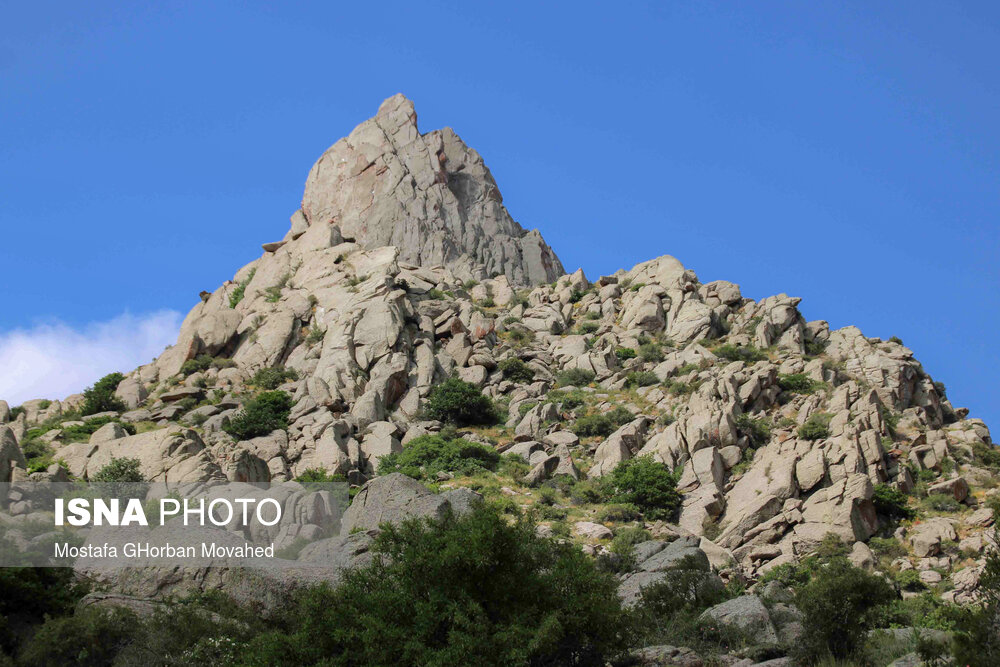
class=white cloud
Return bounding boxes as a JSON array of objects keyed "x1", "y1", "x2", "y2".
[{"x1": 0, "y1": 311, "x2": 182, "y2": 406}]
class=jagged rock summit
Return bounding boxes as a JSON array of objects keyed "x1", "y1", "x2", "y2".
[{"x1": 300, "y1": 94, "x2": 564, "y2": 286}]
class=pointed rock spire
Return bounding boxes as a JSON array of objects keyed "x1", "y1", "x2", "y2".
[{"x1": 299, "y1": 94, "x2": 564, "y2": 285}]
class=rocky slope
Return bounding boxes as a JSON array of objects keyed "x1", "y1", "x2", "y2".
[{"x1": 1, "y1": 95, "x2": 996, "y2": 624}]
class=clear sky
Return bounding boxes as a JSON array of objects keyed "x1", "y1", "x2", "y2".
[{"x1": 1, "y1": 1, "x2": 997, "y2": 430}]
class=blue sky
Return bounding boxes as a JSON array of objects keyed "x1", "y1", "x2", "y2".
[{"x1": 1, "y1": 1, "x2": 997, "y2": 428}]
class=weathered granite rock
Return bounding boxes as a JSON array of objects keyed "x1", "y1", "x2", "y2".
[{"x1": 300, "y1": 94, "x2": 564, "y2": 286}]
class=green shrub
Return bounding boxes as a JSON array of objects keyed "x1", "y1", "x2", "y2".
[
  {"x1": 547, "y1": 389, "x2": 585, "y2": 411},
  {"x1": 973, "y1": 441, "x2": 1000, "y2": 469},
  {"x1": 804, "y1": 338, "x2": 828, "y2": 356},
  {"x1": 597, "y1": 503, "x2": 642, "y2": 523},
  {"x1": 607, "y1": 406, "x2": 635, "y2": 426},
  {"x1": 91, "y1": 457, "x2": 144, "y2": 483},
  {"x1": 894, "y1": 569, "x2": 926, "y2": 592},
  {"x1": 494, "y1": 454, "x2": 528, "y2": 482},
  {"x1": 306, "y1": 327, "x2": 325, "y2": 345},
  {"x1": 793, "y1": 557, "x2": 896, "y2": 664},
  {"x1": 605, "y1": 456, "x2": 681, "y2": 520},
  {"x1": 797, "y1": 412, "x2": 832, "y2": 440},
  {"x1": 0, "y1": 568, "x2": 86, "y2": 655},
  {"x1": 498, "y1": 358, "x2": 535, "y2": 384},
  {"x1": 888, "y1": 336, "x2": 904, "y2": 345},
  {"x1": 635, "y1": 559, "x2": 728, "y2": 617},
  {"x1": 868, "y1": 537, "x2": 906, "y2": 561},
  {"x1": 734, "y1": 413, "x2": 771, "y2": 447},
  {"x1": 923, "y1": 493, "x2": 961, "y2": 512},
  {"x1": 576, "y1": 321, "x2": 600, "y2": 334},
  {"x1": 872, "y1": 483, "x2": 915, "y2": 520},
  {"x1": 665, "y1": 379, "x2": 700, "y2": 396},
  {"x1": 223, "y1": 391, "x2": 293, "y2": 440},
  {"x1": 713, "y1": 344, "x2": 767, "y2": 363},
  {"x1": 624, "y1": 371, "x2": 658, "y2": 388},
  {"x1": 584, "y1": 311, "x2": 601, "y2": 321},
  {"x1": 610, "y1": 525, "x2": 652, "y2": 558},
  {"x1": 423, "y1": 378, "x2": 497, "y2": 426},
  {"x1": 17, "y1": 606, "x2": 138, "y2": 667},
  {"x1": 180, "y1": 355, "x2": 235, "y2": 375},
  {"x1": 778, "y1": 373, "x2": 821, "y2": 394},
  {"x1": 556, "y1": 368, "x2": 596, "y2": 387},
  {"x1": 615, "y1": 347, "x2": 637, "y2": 361},
  {"x1": 572, "y1": 414, "x2": 615, "y2": 438},
  {"x1": 517, "y1": 401, "x2": 538, "y2": 418},
  {"x1": 80, "y1": 372, "x2": 126, "y2": 415},
  {"x1": 881, "y1": 408, "x2": 901, "y2": 433},
  {"x1": 18, "y1": 593, "x2": 263, "y2": 667},
  {"x1": 378, "y1": 435, "x2": 500, "y2": 480},
  {"x1": 240, "y1": 506, "x2": 632, "y2": 666},
  {"x1": 569, "y1": 479, "x2": 608, "y2": 505},
  {"x1": 229, "y1": 268, "x2": 256, "y2": 308},
  {"x1": 180, "y1": 355, "x2": 214, "y2": 376},
  {"x1": 505, "y1": 327, "x2": 534, "y2": 346},
  {"x1": 638, "y1": 343, "x2": 664, "y2": 363},
  {"x1": 21, "y1": 438, "x2": 54, "y2": 473},
  {"x1": 631, "y1": 559, "x2": 731, "y2": 651},
  {"x1": 250, "y1": 366, "x2": 299, "y2": 390},
  {"x1": 537, "y1": 485, "x2": 559, "y2": 506}
]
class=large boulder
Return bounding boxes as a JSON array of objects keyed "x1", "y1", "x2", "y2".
[
  {"x1": 340, "y1": 473, "x2": 450, "y2": 533},
  {"x1": 80, "y1": 429, "x2": 223, "y2": 483},
  {"x1": 698, "y1": 595, "x2": 779, "y2": 645},
  {"x1": 0, "y1": 426, "x2": 26, "y2": 482}
]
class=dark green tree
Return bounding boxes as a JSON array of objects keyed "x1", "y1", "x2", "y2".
[
  {"x1": 223, "y1": 391, "x2": 293, "y2": 440},
  {"x1": 240, "y1": 506, "x2": 633, "y2": 666},
  {"x1": 604, "y1": 456, "x2": 681, "y2": 520},
  {"x1": 423, "y1": 378, "x2": 497, "y2": 426},
  {"x1": 80, "y1": 372, "x2": 126, "y2": 415}
]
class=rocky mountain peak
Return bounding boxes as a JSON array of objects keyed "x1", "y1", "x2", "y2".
[
  {"x1": 299, "y1": 94, "x2": 564, "y2": 285},
  {"x1": 2, "y1": 97, "x2": 997, "y2": 655}
]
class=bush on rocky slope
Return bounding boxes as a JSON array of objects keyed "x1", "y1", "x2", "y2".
[
  {"x1": 378, "y1": 434, "x2": 500, "y2": 480},
  {"x1": 241, "y1": 505, "x2": 633, "y2": 667},
  {"x1": 80, "y1": 372, "x2": 126, "y2": 415},
  {"x1": 223, "y1": 390, "x2": 293, "y2": 440},
  {"x1": 794, "y1": 556, "x2": 897, "y2": 664},
  {"x1": 497, "y1": 357, "x2": 535, "y2": 384},
  {"x1": 249, "y1": 366, "x2": 299, "y2": 390},
  {"x1": 555, "y1": 368, "x2": 596, "y2": 387},
  {"x1": 422, "y1": 378, "x2": 498, "y2": 426},
  {"x1": 604, "y1": 456, "x2": 681, "y2": 520},
  {"x1": 872, "y1": 483, "x2": 916, "y2": 520},
  {"x1": 91, "y1": 457, "x2": 143, "y2": 483}
]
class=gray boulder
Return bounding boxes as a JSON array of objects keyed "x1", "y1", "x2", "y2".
[
  {"x1": 698, "y1": 595, "x2": 779, "y2": 644},
  {"x1": 341, "y1": 473, "x2": 470, "y2": 533},
  {"x1": 0, "y1": 426, "x2": 26, "y2": 482}
]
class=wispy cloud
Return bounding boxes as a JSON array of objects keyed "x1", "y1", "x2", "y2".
[{"x1": 0, "y1": 311, "x2": 182, "y2": 407}]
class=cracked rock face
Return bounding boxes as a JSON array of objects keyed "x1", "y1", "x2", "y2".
[{"x1": 301, "y1": 94, "x2": 564, "y2": 286}]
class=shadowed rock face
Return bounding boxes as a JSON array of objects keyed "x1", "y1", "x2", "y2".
[{"x1": 300, "y1": 94, "x2": 564, "y2": 286}]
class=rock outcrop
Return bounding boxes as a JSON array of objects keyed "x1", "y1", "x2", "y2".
[
  {"x1": 2, "y1": 94, "x2": 997, "y2": 618},
  {"x1": 301, "y1": 94, "x2": 564, "y2": 286}
]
